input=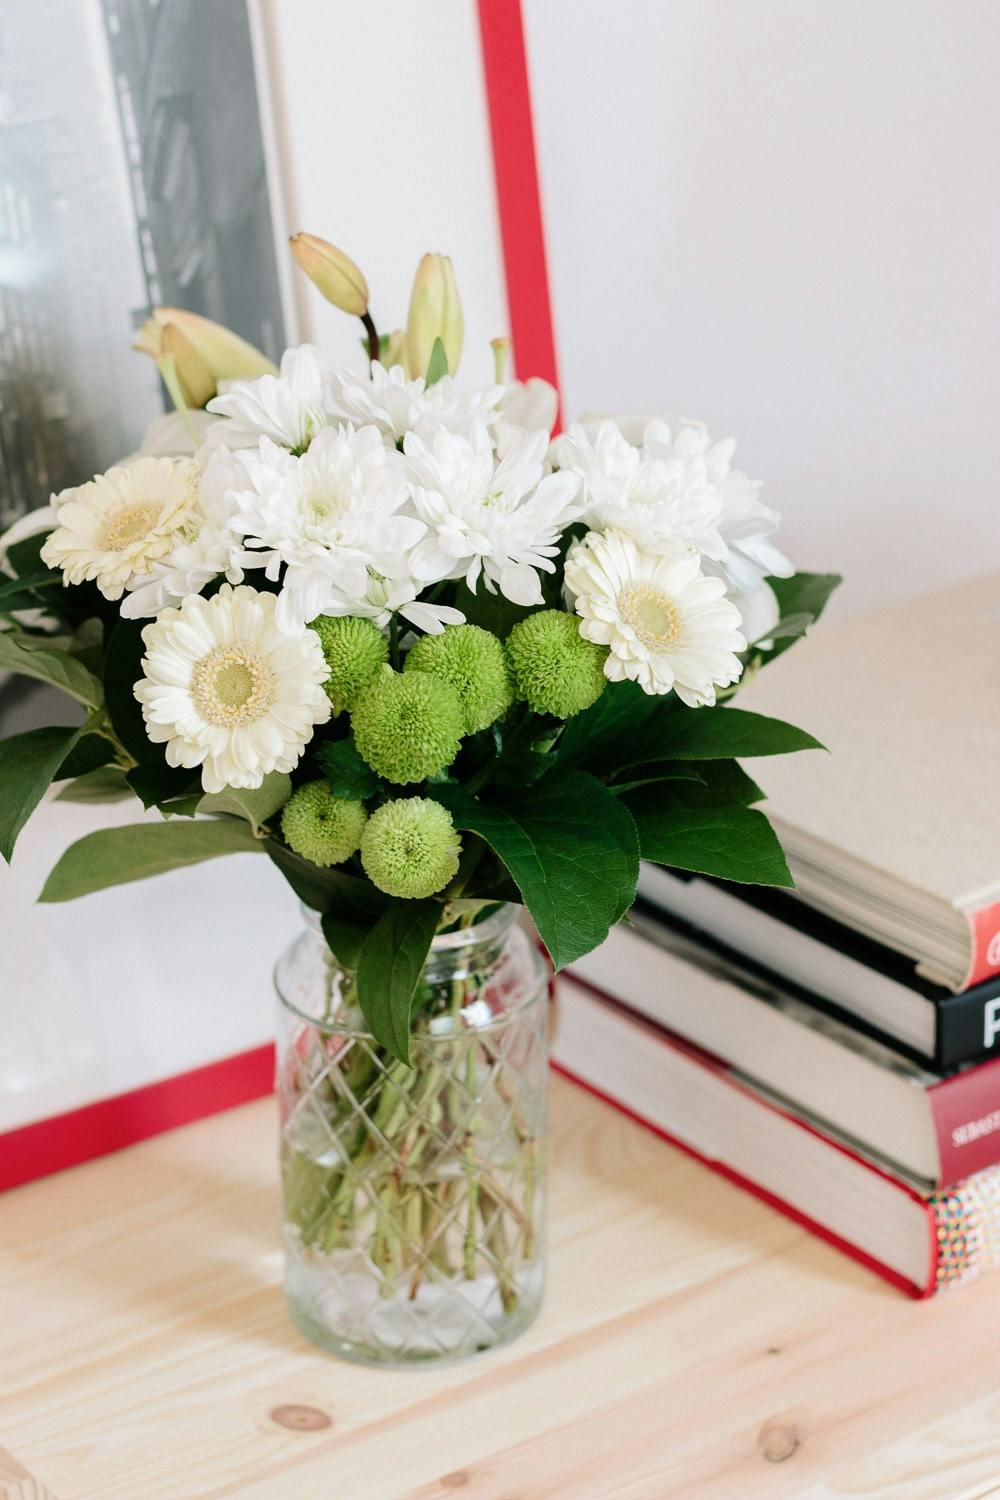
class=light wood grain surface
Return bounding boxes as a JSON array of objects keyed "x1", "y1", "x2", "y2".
[{"x1": 3, "y1": 1076, "x2": 1000, "y2": 1499}]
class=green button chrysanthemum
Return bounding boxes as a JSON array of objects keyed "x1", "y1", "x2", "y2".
[
  {"x1": 280, "y1": 781, "x2": 368, "y2": 867},
  {"x1": 309, "y1": 614, "x2": 389, "y2": 714},
  {"x1": 505, "y1": 609, "x2": 608, "y2": 718},
  {"x1": 404, "y1": 624, "x2": 513, "y2": 734},
  {"x1": 351, "y1": 666, "x2": 464, "y2": 784},
  {"x1": 360, "y1": 797, "x2": 462, "y2": 899}
]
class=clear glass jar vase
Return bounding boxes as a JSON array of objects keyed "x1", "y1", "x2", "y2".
[{"x1": 274, "y1": 903, "x2": 549, "y2": 1366}]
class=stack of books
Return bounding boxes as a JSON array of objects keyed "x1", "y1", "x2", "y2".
[{"x1": 553, "y1": 573, "x2": 1000, "y2": 1297}]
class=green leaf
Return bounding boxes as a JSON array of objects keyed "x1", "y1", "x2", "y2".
[
  {"x1": 0, "y1": 630, "x2": 102, "y2": 709},
  {"x1": 749, "y1": 611, "x2": 812, "y2": 646},
  {"x1": 198, "y1": 772, "x2": 292, "y2": 834},
  {"x1": 40, "y1": 818, "x2": 262, "y2": 902},
  {"x1": 433, "y1": 769, "x2": 640, "y2": 970},
  {"x1": 771, "y1": 571, "x2": 842, "y2": 623},
  {"x1": 4, "y1": 530, "x2": 53, "y2": 578},
  {"x1": 103, "y1": 619, "x2": 196, "y2": 805},
  {"x1": 321, "y1": 912, "x2": 369, "y2": 970},
  {"x1": 265, "y1": 837, "x2": 388, "y2": 922},
  {"x1": 757, "y1": 572, "x2": 842, "y2": 663},
  {"x1": 65, "y1": 616, "x2": 104, "y2": 674},
  {"x1": 0, "y1": 572, "x2": 61, "y2": 607},
  {"x1": 126, "y1": 761, "x2": 200, "y2": 810},
  {"x1": 680, "y1": 759, "x2": 765, "y2": 806},
  {"x1": 356, "y1": 899, "x2": 442, "y2": 1063},
  {"x1": 627, "y1": 795, "x2": 794, "y2": 887},
  {"x1": 492, "y1": 744, "x2": 556, "y2": 790},
  {"x1": 608, "y1": 766, "x2": 705, "y2": 795},
  {"x1": 0, "y1": 724, "x2": 83, "y2": 860},
  {"x1": 57, "y1": 732, "x2": 115, "y2": 780},
  {"x1": 554, "y1": 679, "x2": 662, "y2": 773},
  {"x1": 158, "y1": 794, "x2": 204, "y2": 818},
  {"x1": 424, "y1": 337, "x2": 448, "y2": 388},
  {"x1": 102, "y1": 619, "x2": 153, "y2": 761},
  {"x1": 452, "y1": 582, "x2": 529, "y2": 639},
  {"x1": 55, "y1": 765, "x2": 132, "y2": 803},
  {"x1": 317, "y1": 739, "x2": 379, "y2": 800},
  {"x1": 636, "y1": 707, "x2": 824, "y2": 763}
]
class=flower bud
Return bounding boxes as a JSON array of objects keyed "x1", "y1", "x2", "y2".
[
  {"x1": 380, "y1": 329, "x2": 407, "y2": 370},
  {"x1": 406, "y1": 253, "x2": 463, "y2": 379},
  {"x1": 133, "y1": 308, "x2": 275, "y2": 407},
  {"x1": 290, "y1": 232, "x2": 369, "y2": 317}
]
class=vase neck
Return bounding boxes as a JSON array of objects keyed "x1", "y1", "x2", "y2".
[{"x1": 301, "y1": 902, "x2": 519, "y2": 979}]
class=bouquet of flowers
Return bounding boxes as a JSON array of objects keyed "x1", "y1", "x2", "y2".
[{"x1": 0, "y1": 233, "x2": 837, "y2": 1360}]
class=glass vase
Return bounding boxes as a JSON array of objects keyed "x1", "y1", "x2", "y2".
[{"x1": 274, "y1": 903, "x2": 549, "y2": 1366}]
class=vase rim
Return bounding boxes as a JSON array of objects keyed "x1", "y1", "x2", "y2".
[
  {"x1": 280, "y1": 902, "x2": 547, "y2": 1041},
  {"x1": 299, "y1": 900, "x2": 520, "y2": 951}
]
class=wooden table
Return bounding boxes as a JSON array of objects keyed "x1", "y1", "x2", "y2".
[{"x1": 3, "y1": 1077, "x2": 1000, "y2": 1500}]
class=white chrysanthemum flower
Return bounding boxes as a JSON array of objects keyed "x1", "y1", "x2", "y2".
[
  {"x1": 40, "y1": 456, "x2": 200, "y2": 601},
  {"x1": 120, "y1": 450, "x2": 248, "y2": 619},
  {"x1": 564, "y1": 528, "x2": 746, "y2": 704},
  {"x1": 552, "y1": 418, "x2": 792, "y2": 605},
  {"x1": 229, "y1": 424, "x2": 425, "y2": 632},
  {"x1": 205, "y1": 344, "x2": 328, "y2": 453},
  {"x1": 404, "y1": 424, "x2": 581, "y2": 606},
  {"x1": 321, "y1": 568, "x2": 466, "y2": 637},
  {"x1": 327, "y1": 361, "x2": 502, "y2": 446},
  {"x1": 494, "y1": 377, "x2": 558, "y2": 459},
  {"x1": 134, "y1": 583, "x2": 331, "y2": 794},
  {"x1": 708, "y1": 452, "x2": 793, "y2": 595},
  {"x1": 730, "y1": 580, "x2": 781, "y2": 646}
]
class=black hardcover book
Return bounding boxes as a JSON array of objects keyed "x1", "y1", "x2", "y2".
[{"x1": 637, "y1": 865, "x2": 1000, "y2": 1070}]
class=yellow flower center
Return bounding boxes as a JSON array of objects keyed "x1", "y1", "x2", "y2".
[
  {"x1": 619, "y1": 585, "x2": 682, "y2": 649},
  {"x1": 191, "y1": 644, "x2": 276, "y2": 727},
  {"x1": 99, "y1": 501, "x2": 161, "y2": 553}
]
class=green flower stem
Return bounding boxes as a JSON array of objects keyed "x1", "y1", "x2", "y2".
[
  {"x1": 288, "y1": 971, "x2": 537, "y2": 1312},
  {"x1": 522, "y1": 1139, "x2": 540, "y2": 1260},
  {"x1": 478, "y1": 1185, "x2": 519, "y2": 1314},
  {"x1": 463, "y1": 1142, "x2": 480, "y2": 1281}
]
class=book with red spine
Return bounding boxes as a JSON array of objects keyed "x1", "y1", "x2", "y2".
[
  {"x1": 553, "y1": 975, "x2": 1000, "y2": 1297},
  {"x1": 638, "y1": 865, "x2": 1000, "y2": 1071},
  {"x1": 570, "y1": 908, "x2": 1000, "y2": 1190}
]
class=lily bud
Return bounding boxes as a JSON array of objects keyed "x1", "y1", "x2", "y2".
[
  {"x1": 290, "y1": 232, "x2": 369, "y2": 317},
  {"x1": 380, "y1": 329, "x2": 407, "y2": 370},
  {"x1": 406, "y1": 253, "x2": 463, "y2": 379},
  {"x1": 133, "y1": 308, "x2": 275, "y2": 407}
]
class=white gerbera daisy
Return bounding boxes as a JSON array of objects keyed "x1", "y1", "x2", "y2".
[
  {"x1": 404, "y1": 424, "x2": 581, "y2": 606},
  {"x1": 205, "y1": 344, "x2": 328, "y2": 453},
  {"x1": 229, "y1": 425, "x2": 424, "y2": 632},
  {"x1": 564, "y1": 529, "x2": 747, "y2": 704},
  {"x1": 41, "y1": 456, "x2": 200, "y2": 601},
  {"x1": 120, "y1": 450, "x2": 247, "y2": 620},
  {"x1": 327, "y1": 361, "x2": 502, "y2": 446},
  {"x1": 553, "y1": 418, "x2": 793, "y2": 603},
  {"x1": 134, "y1": 584, "x2": 331, "y2": 794}
]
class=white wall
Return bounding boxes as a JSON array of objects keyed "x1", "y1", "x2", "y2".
[
  {"x1": 257, "y1": 0, "x2": 509, "y2": 388},
  {"x1": 523, "y1": 0, "x2": 999, "y2": 615}
]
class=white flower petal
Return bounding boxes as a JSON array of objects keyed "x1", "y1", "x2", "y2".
[{"x1": 133, "y1": 584, "x2": 330, "y2": 794}]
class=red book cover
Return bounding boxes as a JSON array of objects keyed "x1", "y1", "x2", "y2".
[
  {"x1": 553, "y1": 976, "x2": 1000, "y2": 1298},
  {"x1": 966, "y1": 900, "x2": 1000, "y2": 990},
  {"x1": 930, "y1": 1062, "x2": 1000, "y2": 1184},
  {"x1": 553, "y1": 1057, "x2": 939, "y2": 1300}
]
